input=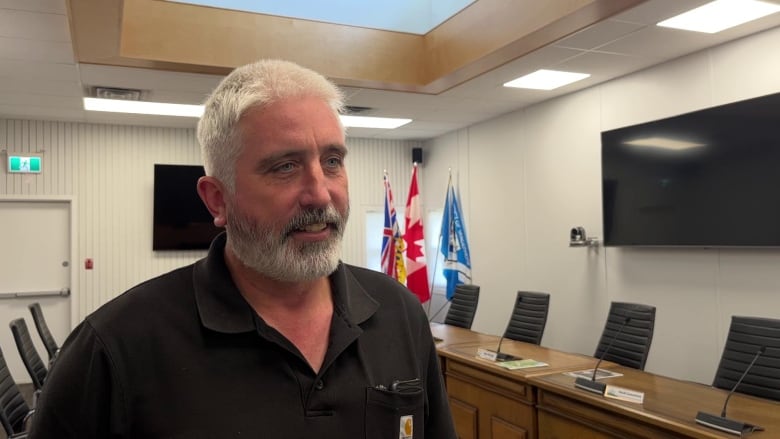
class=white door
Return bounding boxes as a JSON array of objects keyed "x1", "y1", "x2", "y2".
[{"x1": 0, "y1": 199, "x2": 71, "y2": 384}]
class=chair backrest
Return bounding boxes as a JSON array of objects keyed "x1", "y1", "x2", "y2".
[
  {"x1": 444, "y1": 284, "x2": 480, "y2": 329},
  {"x1": 712, "y1": 316, "x2": 780, "y2": 402},
  {"x1": 594, "y1": 302, "x2": 656, "y2": 370},
  {"x1": 0, "y1": 344, "x2": 30, "y2": 436},
  {"x1": 502, "y1": 291, "x2": 550, "y2": 345},
  {"x1": 28, "y1": 303, "x2": 59, "y2": 361},
  {"x1": 10, "y1": 318, "x2": 47, "y2": 390}
]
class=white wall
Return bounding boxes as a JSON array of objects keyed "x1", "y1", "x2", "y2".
[
  {"x1": 0, "y1": 120, "x2": 417, "y2": 382},
  {"x1": 422, "y1": 26, "x2": 780, "y2": 384}
]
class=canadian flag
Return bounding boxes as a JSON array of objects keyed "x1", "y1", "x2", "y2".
[{"x1": 404, "y1": 165, "x2": 431, "y2": 303}]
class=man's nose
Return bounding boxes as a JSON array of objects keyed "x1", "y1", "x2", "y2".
[{"x1": 299, "y1": 165, "x2": 332, "y2": 208}]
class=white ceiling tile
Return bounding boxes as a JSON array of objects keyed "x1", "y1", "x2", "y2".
[
  {"x1": 78, "y1": 65, "x2": 224, "y2": 93},
  {"x1": 609, "y1": 0, "x2": 711, "y2": 25},
  {"x1": 0, "y1": 103, "x2": 85, "y2": 122},
  {"x1": 597, "y1": 26, "x2": 718, "y2": 59},
  {"x1": 0, "y1": 0, "x2": 778, "y2": 141},
  {"x1": 0, "y1": 36, "x2": 73, "y2": 63},
  {"x1": 555, "y1": 20, "x2": 646, "y2": 50},
  {"x1": 0, "y1": 59, "x2": 78, "y2": 81},
  {"x1": 0, "y1": 92, "x2": 80, "y2": 108},
  {"x1": 0, "y1": 0, "x2": 66, "y2": 14},
  {"x1": 0, "y1": 8, "x2": 69, "y2": 41},
  {"x1": 0, "y1": 77, "x2": 81, "y2": 96},
  {"x1": 554, "y1": 51, "x2": 662, "y2": 79}
]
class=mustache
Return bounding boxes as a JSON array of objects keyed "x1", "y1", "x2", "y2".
[{"x1": 283, "y1": 205, "x2": 345, "y2": 235}]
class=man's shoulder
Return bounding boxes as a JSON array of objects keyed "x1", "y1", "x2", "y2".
[
  {"x1": 85, "y1": 263, "x2": 197, "y2": 331},
  {"x1": 340, "y1": 264, "x2": 421, "y2": 308}
]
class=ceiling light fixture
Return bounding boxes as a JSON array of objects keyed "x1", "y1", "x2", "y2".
[
  {"x1": 84, "y1": 98, "x2": 204, "y2": 118},
  {"x1": 657, "y1": 0, "x2": 780, "y2": 33},
  {"x1": 339, "y1": 115, "x2": 412, "y2": 129},
  {"x1": 503, "y1": 69, "x2": 591, "y2": 90},
  {"x1": 84, "y1": 98, "x2": 413, "y2": 129}
]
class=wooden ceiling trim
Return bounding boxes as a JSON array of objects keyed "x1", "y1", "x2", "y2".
[{"x1": 68, "y1": 0, "x2": 648, "y2": 93}]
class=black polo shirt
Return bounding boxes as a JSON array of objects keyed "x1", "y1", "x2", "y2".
[{"x1": 30, "y1": 234, "x2": 455, "y2": 438}]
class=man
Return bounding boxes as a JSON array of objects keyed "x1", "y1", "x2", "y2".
[{"x1": 30, "y1": 60, "x2": 456, "y2": 438}]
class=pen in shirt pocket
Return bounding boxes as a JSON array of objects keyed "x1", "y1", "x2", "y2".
[{"x1": 391, "y1": 378, "x2": 421, "y2": 392}]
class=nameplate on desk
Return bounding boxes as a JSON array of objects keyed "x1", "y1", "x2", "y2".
[
  {"x1": 476, "y1": 348, "x2": 498, "y2": 361},
  {"x1": 604, "y1": 385, "x2": 644, "y2": 404}
]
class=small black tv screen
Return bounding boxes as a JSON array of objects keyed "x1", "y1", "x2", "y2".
[
  {"x1": 602, "y1": 92, "x2": 780, "y2": 247},
  {"x1": 153, "y1": 164, "x2": 222, "y2": 250}
]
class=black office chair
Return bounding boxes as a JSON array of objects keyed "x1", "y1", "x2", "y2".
[
  {"x1": 28, "y1": 303, "x2": 59, "y2": 363},
  {"x1": 502, "y1": 291, "x2": 550, "y2": 345},
  {"x1": 712, "y1": 316, "x2": 780, "y2": 402},
  {"x1": 443, "y1": 284, "x2": 480, "y2": 330},
  {"x1": 0, "y1": 343, "x2": 33, "y2": 438},
  {"x1": 9, "y1": 319, "x2": 47, "y2": 391},
  {"x1": 594, "y1": 302, "x2": 656, "y2": 370}
]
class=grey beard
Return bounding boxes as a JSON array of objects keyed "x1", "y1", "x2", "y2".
[{"x1": 226, "y1": 204, "x2": 348, "y2": 282}]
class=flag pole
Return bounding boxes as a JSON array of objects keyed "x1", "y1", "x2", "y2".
[{"x1": 427, "y1": 168, "x2": 453, "y2": 316}]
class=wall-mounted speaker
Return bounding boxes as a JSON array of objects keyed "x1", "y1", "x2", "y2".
[{"x1": 412, "y1": 147, "x2": 423, "y2": 164}]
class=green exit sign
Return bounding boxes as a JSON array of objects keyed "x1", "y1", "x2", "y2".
[{"x1": 8, "y1": 155, "x2": 42, "y2": 173}]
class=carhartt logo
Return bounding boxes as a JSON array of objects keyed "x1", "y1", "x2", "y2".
[{"x1": 399, "y1": 415, "x2": 413, "y2": 439}]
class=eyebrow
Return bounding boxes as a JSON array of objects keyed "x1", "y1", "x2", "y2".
[{"x1": 255, "y1": 144, "x2": 348, "y2": 171}]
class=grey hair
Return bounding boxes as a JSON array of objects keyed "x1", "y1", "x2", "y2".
[{"x1": 196, "y1": 59, "x2": 345, "y2": 193}]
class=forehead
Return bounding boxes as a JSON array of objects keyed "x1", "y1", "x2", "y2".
[{"x1": 238, "y1": 96, "x2": 345, "y2": 152}]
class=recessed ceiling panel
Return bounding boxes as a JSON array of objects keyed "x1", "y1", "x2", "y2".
[{"x1": 166, "y1": 0, "x2": 475, "y2": 34}]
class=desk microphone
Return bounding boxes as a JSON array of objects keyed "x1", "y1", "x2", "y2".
[
  {"x1": 486, "y1": 334, "x2": 521, "y2": 362},
  {"x1": 695, "y1": 347, "x2": 766, "y2": 435},
  {"x1": 575, "y1": 316, "x2": 631, "y2": 395}
]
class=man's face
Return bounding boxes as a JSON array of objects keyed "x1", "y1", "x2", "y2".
[{"x1": 225, "y1": 96, "x2": 349, "y2": 282}]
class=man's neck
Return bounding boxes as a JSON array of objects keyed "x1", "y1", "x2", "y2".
[
  {"x1": 223, "y1": 246, "x2": 332, "y2": 313},
  {"x1": 224, "y1": 246, "x2": 334, "y2": 372}
]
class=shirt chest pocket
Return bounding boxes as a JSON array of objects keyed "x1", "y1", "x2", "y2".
[{"x1": 365, "y1": 386, "x2": 425, "y2": 439}]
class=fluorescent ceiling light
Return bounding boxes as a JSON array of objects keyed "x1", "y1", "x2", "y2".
[
  {"x1": 85, "y1": 98, "x2": 413, "y2": 129},
  {"x1": 624, "y1": 137, "x2": 706, "y2": 150},
  {"x1": 339, "y1": 115, "x2": 412, "y2": 129},
  {"x1": 503, "y1": 69, "x2": 590, "y2": 90},
  {"x1": 83, "y1": 97, "x2": 204, "y2": 117},
  {"x1": 657, "y1": 0, "x2": 780, "y2": 33}
]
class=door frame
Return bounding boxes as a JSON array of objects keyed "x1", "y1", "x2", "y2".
[{"x1": 0, "y1": 195, "x2": 78, "y2": 329}]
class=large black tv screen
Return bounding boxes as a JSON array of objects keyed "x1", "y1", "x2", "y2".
[
  {"x1": 153, "y1": 164, "x2": 222, "y2": 250},
  {"x1": 602, "y1": 92, "x2": 780, "y2": 247}
]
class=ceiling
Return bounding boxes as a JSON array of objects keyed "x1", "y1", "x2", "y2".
[{"x1": 1, "y1": 0, "x2": 779, "y2": 140}]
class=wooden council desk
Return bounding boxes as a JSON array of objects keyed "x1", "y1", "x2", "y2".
[
  {"x1": 431, "y1": 323, "x2": 603, "y2": 439},
  {"x1": 531, "y1": 366, "x2": 780, "y2": 439},
  {"x1": 430, "y1": 324, "x2": 780, "y2": 439}
]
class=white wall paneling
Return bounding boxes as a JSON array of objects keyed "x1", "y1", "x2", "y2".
[{"x1": 422, "y1": 25, "x2": 780, "y2": 384}]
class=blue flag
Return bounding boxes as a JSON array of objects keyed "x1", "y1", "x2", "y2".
[{"x1": 440, "y1": 181, "x2": 471, "y2": 300}]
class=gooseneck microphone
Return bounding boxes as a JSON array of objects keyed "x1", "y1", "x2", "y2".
[
  {"x1": 489, "y1": 335, "x2": 521, "y2": 362},
  {"x1": 695, "y1": 347, "x2": 767, "y2": 435},
  {"x1": 575, "y1": 316, "x2": 631, "y2": 395}
]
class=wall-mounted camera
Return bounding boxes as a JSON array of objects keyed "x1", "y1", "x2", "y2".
[{"x1": 569, "y1": 226, "x2": 599, "y2": 247}]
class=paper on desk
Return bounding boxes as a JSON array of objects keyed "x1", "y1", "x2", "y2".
[
  {"x1": 564, "y1": 369, "x2": 623, "y2": 380},
  {"x1": 496, "y1": 359, "x2": 549, "y2": 370}
]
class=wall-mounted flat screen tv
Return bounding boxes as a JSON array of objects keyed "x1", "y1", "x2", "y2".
[
  {"x1": 153, "y1": 164, "x2": 222, "y2": 250},
  {"x1": 602, "y1": 91, "x2": 780, "y2": 247}
]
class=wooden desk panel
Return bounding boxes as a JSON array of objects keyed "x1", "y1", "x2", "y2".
[
  {"x1": 532, "y1": 367, "x2": 780, "y2": 439},
  {"x1": 436, "y1": 334, "x2": 605, "y2": 439}
]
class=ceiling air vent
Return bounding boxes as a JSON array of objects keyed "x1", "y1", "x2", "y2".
[
  {"x1": 344, "y1": 105, "x2": 372, "y2": 114},
  {"x1": 92, "y1": 87, "x2": 143, "y2": 101}
]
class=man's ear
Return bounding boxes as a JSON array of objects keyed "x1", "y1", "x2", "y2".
[{"x1": 197, "y1": 176, "x2": 228, "y2": 227}]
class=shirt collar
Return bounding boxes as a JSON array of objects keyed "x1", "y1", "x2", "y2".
[{"x1": 193, "y1": 233, "x2": 379, "y2": 333}]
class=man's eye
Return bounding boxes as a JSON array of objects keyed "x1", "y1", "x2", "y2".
[
  {"x1": 324, "y1": 157, "x2": 343, "y2": 168},
  {"x1": 275, "y1": 163, "x2": 295, "y2": 172}
]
